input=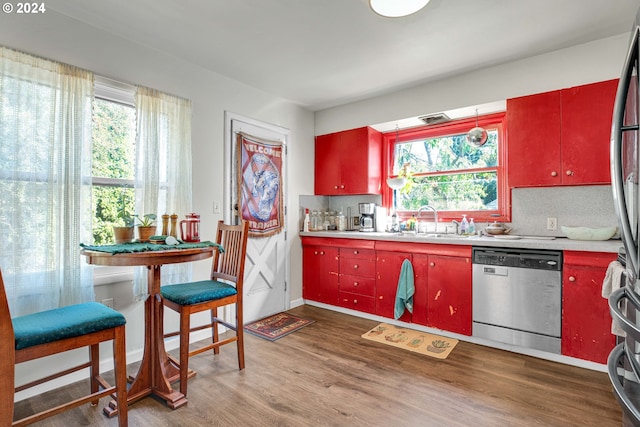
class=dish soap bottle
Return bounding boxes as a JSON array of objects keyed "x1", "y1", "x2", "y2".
[
  {"x1": 468, "y1": 218, "x2": 476, "y2": 234},
  {"x1": 460, "y1": 214, "x2": 469, "y2": 234}
]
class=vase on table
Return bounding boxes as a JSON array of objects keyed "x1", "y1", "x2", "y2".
[
  {"x1": 113, "y1": 226, "x2": 134, "y2": 244},
  {"x1": 137, "y1": 225, "x2": 157, "y2": 242}
]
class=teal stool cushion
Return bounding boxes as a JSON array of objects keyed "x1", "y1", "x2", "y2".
[
  {"x1": 161, "y1": 280, "x2": 237, "y2": 306},
  {"x1": 13, "y1": 302, "x2": 126, "y2": 350}
]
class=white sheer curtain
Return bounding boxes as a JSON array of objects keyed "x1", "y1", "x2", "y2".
[
  {"x1": 133, "y1": 86, "x2": 193, "y2": 298},
  {"x1": 0, "y1": 47, "x2": 94, "y2": 316}
]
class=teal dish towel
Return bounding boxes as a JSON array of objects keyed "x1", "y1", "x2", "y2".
[{"x1": 394, "y1": 259, "x2": 415, "y2": 320}]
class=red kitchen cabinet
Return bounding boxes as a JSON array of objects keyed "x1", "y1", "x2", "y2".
[
  {"x1": 338, "y1": 247, "x2": 377, "y2": 314},
  {"x1": 561, "y1": 251, "x2": 617, "y2": 364},
  {"x1": 375, "y1": 250, "x2": 412, "y2": 322},
  {"x1": 507, "y1": 90, "x2": 562, "y2": 187},
  {"x1": 507, "y1": 79, "x2": 617, "y2": 187},
  {"x1": 302, "y1": 244, "x2": 339, "y2": 305},
  {"x1": 425, "y1": 253, "x2": 472, "y2": 336},
  {"x1": 314, "y1": 126, "x2": 382, "y2": 195},
  {"x1": 560, "y1": 79, "x2": 618, "y2": 185}
]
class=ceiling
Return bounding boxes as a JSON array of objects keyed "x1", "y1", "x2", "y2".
[{"x1": 48, "y1": 0, "x2": 640, "y2": 113}]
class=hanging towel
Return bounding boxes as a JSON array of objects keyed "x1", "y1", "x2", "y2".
[
  {"x1": 394, "y1": 259, "x2": 415, "y2": 320},
  {"x1": 602, "y1": 260, "x2": 626, "y2": 337}
]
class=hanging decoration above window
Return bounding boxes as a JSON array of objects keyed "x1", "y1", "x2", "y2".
[
  {"x1": 466, "y1": 109, "x2": 488, "y2": 147},
  {"x1": 237, "y1": 132, "x2": 284, "y2": 237}
]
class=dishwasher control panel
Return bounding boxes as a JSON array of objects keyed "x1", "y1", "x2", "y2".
[{"x1": 472, "y1": 247, "x2": 562, "y2": 271}]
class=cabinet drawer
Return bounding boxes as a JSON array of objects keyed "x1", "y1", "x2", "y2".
[
  {"x1": 339, "y1": 275, "x2": 375, "y2": 296},
  {"x1": 340, "y1": 258, "x2": 376, "y2": 278},
  {"x1": 340, "y1": 248, "x2": 375, "y2": 260},
  {"x1": 338, "y1": 291, "x2": 376, "y2": 314}
]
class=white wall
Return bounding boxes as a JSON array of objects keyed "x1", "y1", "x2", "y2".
[
  {"x1": 0, "y1": 10, "x2": 314, "y2": 396},
  {"x1": 315, "y1": 33, "x2": 630, "y2": 135}
]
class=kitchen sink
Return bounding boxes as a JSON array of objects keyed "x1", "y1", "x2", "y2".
[{"x1": 398, "y1": 232, "x2": 468, "y2": 239}]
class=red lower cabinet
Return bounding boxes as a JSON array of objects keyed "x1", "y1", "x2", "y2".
[
  {"x1": 302, "y1": 244, "x2": 339, "y2": 305},
  {"x1": 425, "y1": 254, "x2": 472, "y2": 336},
  {"x1": 561, "y1": 251, "x2": 617, "y2": 363},
  {"x1": 375, "y1": 251, "x2": 412, "y2": 322},
  {"x1": 338, "y1": 247, "x2": 377, "y2": 314}
]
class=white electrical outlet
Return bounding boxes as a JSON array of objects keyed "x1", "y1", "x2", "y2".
[
  {"x1": 547, "y1": 217, "x2": 558, "y2": 230},
  {"x1": 213, "y1": 200, "x2": 221, "y2": 214},
  {"x1": 101, "y1": 298, "x2": 114, "y2": 309}
]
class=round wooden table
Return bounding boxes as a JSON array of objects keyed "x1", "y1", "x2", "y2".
[{"x1": 81, "y1": 246, "x2": 216, "y2": 413}]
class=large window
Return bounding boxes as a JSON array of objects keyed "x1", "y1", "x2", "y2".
[
  {"x1": 91, "y1": 97, "x2": 136, "y2": 245},
  {"x1": 386, "y1": 113, "x2": 508, "y2": 222}
]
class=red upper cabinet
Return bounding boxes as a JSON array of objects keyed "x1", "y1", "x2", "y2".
[
  {"x1": 507, "y1": 79, "x2": 618, "y2": 187},
  {"x1": 507, "y1": 90, "x2": 562, "y2": 187},
  {"x1": 560, "y1": 79, "x2": 618, "y2": 185},
  {"x1": 314, "y1": 127, "x2": 382, "y2": 195}
]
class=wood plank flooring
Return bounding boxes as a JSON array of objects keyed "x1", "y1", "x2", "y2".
[{"x1": 14, "y1": 305, "x2": 622, "y2": 426}]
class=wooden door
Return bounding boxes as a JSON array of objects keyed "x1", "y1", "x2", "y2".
[{"x1": 227, "y1": 113, "x2": 289, "y2": 323}]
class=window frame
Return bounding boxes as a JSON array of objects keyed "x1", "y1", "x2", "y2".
[
  {"x1": 382, "y1": 112, "x2": 510, "y2": 223},
  {"x1": 92, "y1": 77, "x2": 137, "y2": 285}
]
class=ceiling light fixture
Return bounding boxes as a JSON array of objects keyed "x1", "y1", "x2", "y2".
[
  {"x1": 466, "y1": 109, "x2": 488, "y2": 147},
  {"x1": 369, "y1": 0, "x2": 430, "y2": 18}
]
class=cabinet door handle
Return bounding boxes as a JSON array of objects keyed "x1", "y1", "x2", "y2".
[
  {"x1": 568, "y1": 276, "x2": 576, "y2": 282},
  {"x1": 334, "y1": 185, "x2": 339, "y2": 189},
  {"x1": 353, "y1": 250, "x2": 359, "y2": 255},
  {"x1": 353, "y1": 299, "x2": 358, "y2": 304},
  {"x1": 340, "y1": 185, "x2": 345, "y2": 189},
  {"x1": 353, "y1": 264, "x2": 359, "y2": 269},
  {"x1": 566, "y1": 170, "x2": 574, "y2": 176},
  {"x1": 353, "y1": 281, "x2": 359, "y2": 287},
  {"x1": 319, "y1": 251, "x2": 325, "y2": 256},
  {"x1": 378, "y1": 296, "x2": 383, "y2": 300},
  {"x1": 550, "y1": 171, "x2": 558, "y2": 177},
  {"x1": 430, "y1": 262, "x2": 435, "y2": 267}
]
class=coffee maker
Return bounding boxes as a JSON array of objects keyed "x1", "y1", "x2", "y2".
[{"x1": 358, "y1": 203, "x2": 375, "y2": 232}]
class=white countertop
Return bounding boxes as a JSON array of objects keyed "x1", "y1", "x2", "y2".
[{"x1": 299, "y1": 231, "x2": 622, "y2": 253}]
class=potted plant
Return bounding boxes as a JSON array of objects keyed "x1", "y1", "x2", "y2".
[
  {"x1": 113, "y1": 200, "x2": 135, "y2": 244},
  {"x1": 135, "y1": 213, "x2": 157, "y2": 242}
]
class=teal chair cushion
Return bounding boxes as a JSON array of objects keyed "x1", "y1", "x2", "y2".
[
  {"x1": 13, "y1": 302, "x2": 126, "y2": 350},
  {"x1": 161, "y1": 280, "x2": 237, "y2": 306}
]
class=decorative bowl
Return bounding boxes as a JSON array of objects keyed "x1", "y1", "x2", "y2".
[{"x1": 561, "y1": 226, "x2": 617, "y2": 241}]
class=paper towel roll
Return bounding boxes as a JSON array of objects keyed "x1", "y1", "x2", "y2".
[{"x1": 375, "y1": 206, "x2": 387, "y2": 232}]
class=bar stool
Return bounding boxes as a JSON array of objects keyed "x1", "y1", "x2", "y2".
[{"x1": 0, "y1": 270, "x2": 128, "y2": 426}]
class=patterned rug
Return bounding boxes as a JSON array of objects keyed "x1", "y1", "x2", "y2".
[
  {"x1": 244, "y1": 312, "x2": 315, "y2": 341},
  {"x1": 362, "y1": 323, "x2": 458, "y2": 359}
]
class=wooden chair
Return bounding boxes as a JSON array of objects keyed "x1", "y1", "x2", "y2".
[
  {"x1": 161, "y1": 220, "x2": 249, "y2": 396},
  {"x1": 0, "y1": 270, "x2": 128, "y2": 427}
]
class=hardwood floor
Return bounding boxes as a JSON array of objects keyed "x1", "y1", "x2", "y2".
[{"x1": 14, "y1": 305, "x2": 622, "y2": 426}]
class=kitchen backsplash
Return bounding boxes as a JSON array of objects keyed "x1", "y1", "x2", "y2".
[
  {"x1": 299, "y1": 185, "x2": 618, "y2": 238},
  {"x1": 510, "y1": 185, "x2": 618, "y2": 237}
]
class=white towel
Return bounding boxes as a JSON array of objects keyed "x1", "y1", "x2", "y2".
[{"x1": 602, "y1": 260, "x2": 626, "y2": 337}]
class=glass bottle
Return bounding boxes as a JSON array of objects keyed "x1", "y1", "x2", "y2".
[{"x1": 460, "y1": 214, "x2": 468, "y2": 234}]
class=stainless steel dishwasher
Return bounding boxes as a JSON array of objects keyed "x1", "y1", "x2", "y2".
[{"x1": 472, "y1": 247, "x2": 562, "y2": 354}]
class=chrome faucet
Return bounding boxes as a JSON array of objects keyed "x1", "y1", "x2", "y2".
[{"x1": 416, "y1": 205, "x2": 438, "y2": 233}]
